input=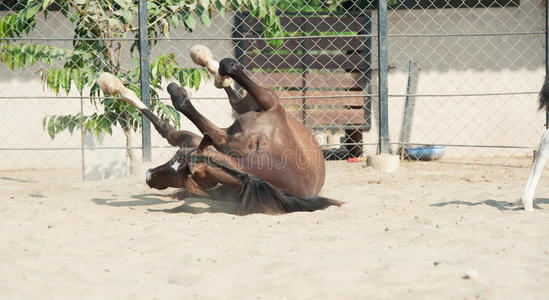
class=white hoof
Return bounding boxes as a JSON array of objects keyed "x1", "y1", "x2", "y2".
[{"x1": 190, "y1": 45, "x2": 212, "y2": 67}]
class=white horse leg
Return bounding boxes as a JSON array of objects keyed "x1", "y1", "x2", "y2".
[{"x1": 521, "y1": 129, "x2": 549, "y2": 211}]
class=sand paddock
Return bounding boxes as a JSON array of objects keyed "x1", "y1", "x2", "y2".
[{"x1": 1, "y1": 157, "x2": 549, "y2": 299}]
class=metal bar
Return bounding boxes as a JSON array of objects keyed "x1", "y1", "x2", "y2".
[
  {"x1": 0, "y1": 143, "x2": 533, "y2": 151},
  {"x1": 233, "y1": 12, "x2": 245, "y2": 98},
  {"x1": 234, "y1": 12, "x2": 244, "y2": 65},
  {"x1": 138, "y1": 0, "x2": 151, "y2": 162},
  {"x1": 399, "y1": 59, "x2": 415, "y2": 156},
  {"x1": 0, "y1": 147, "x2": 142, "y2": 151},
  {"x1": 377, "y1": 0, "x2": 390, "y2": 154},
  {"x1": 80, "y1": 96, "x2": 85, "y2": 181},
  {"x1": 389, "y1": 142, "x2": 531, "y2": 149},
  {"x1": 0, "y1": 91, "x2": 539, "y2": 100},
  {"x1": 0, "y1": 31, "x2": 542, "y2": 42},
  {"x1": 300, "y1": 17, "x2": 308, "y2": 124},
  {"x1": 546, "y1": 2, "x2": 549, "y2": 129},
  {"x1": 385, "y1": 31, "x2": 545, "y2": 38},
  {"x1": 363, "y1": 11, "x2": 372, "y2": 130},
  {"x1": 0, "y1": 146, "x2": 173, "y2": 151},
  {"x1": 147, "y1": 31, "x2": 544, "y2": 41},
  {"x1": 0, "y1": 37, "x2": 139, "y2": 41},
  {"x1": 387, "y1": 92, "x2": 539, "y2": 97}
]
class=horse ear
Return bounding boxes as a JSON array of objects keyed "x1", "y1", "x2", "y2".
[{"x1": 198, "y1": 134, "x2": 213, "y2": 153}]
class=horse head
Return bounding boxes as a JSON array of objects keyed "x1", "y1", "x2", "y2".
[{"x1": 145, "y1": 135, "x2": 216, "y2": 196}]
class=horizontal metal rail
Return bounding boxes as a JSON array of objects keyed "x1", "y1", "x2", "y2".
[
  {"x1": 390, "y1": 142, "x2": 533, "y2": 149},
  {"x1": 0, "y1": 31, "x2": 544, "y2": 42},
  {"x1": 0, "y1": 142, "x2": 536, "y2": 151},
  {"x1": 0, "y1": 91, "x2": 538, "y2": 100},
  {"x1": 0, "y1": 145, "x2": 176, "y2": 151}
]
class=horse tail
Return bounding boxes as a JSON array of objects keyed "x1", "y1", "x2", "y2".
[
  {"x1": 539, "y1": 77, "x2": 549, "y2": 111},
  {"x1": 237, "y1": 173, "x2": 343, "y2": 214},
  {"x1": 190, "y1": 155, "x2": 343, "y2": 215}
]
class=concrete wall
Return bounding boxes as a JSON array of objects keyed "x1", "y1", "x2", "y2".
[{"x1": 0, "y1": 2, "x2": 546, "y2": 171}]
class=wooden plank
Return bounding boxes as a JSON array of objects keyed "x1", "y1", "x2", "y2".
[
  {"x1": 239, "y1": 36, "x2": 367, "y2": 52},
  {"x1": 242, "y1": 53, "x2": 368, "y2": 70},
  {"x1": 278, "y1": 90, "x2": 367, "y2": 106},
  {"x1": 250, "y1": 73, "x2": 365, "y2": 89},
  {"x1": 241, "y1": 16, "x2": 303, "y2": 33},
  {"x1": 241, "y1": 16, "x2": 367, "y2": 33},
  {"x1": 286, "y1": 109, "x2": 365, "y2": 125}
]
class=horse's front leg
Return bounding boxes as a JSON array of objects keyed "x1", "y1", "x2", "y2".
[
  {"x1": 218, "y1": 58, "x2": 280, "y2": 112},
  {"x1": 224, "y1": 87, "x2": 259, "y2": 114},
  {"x1": 189, "y1": 45, "x2": 259, "y2": 114},
  {"x1": 521, "y1": 129, "x2": 549, "y2": 211},
  {"x1": 167, "y1": 83, "x2": 229, "y2": 149}
]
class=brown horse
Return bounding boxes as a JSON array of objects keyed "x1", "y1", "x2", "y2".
[{"x1": 98, "y1": 58, "x2": 342, "y2": 215}]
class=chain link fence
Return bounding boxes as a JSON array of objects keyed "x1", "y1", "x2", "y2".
[{"x1": 0, "y1": 0, "x2": 546, "y2": 178}]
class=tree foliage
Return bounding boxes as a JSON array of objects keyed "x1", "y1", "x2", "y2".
[{"x1": 0, "y1": 0, "x2": 283, "y2": 150}]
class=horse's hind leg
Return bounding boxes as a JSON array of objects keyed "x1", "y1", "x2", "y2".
[
  {"x1": 140, "y1": 109, "x2": 202, "y2": 147},
  {"x1": 167, "y1": 83, "x2": 228, "y2": 148},
  {"x1": 224, "y1": 87, "x2": 259, "y2": 114},
  {"x1": 521, "y1": 129, "x2": 549, "y2": 211},
  {"x1": 97, "y1": 73, "x2": 201, "y2": 148},
  {"x1": 219, "y1": 58, "x2": 280, "y2": 111}
]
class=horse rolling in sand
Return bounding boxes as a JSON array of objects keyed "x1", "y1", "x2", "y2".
[
  {"x1": 98, "y1": 46, "x2": 342, "y2": 215},
  {"x1": 521, "y1": 78, "x2": 549, "y2": 211}
]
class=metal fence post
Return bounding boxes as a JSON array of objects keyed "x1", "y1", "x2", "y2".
[
  {"x1": 138, "y1": 0, "x2": 151, "y2": 161},
  {"x1": 363, "y1": 11, "x2": 372, "y2": 130},
  {"x1": 546, "y1": 1, "x2": 548, "y2": 129},
  {"x1": 377, "y1": 0, "x2": 390, "y2": 154}
]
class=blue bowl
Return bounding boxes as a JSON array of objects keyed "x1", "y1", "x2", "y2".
[{"x1": 404, "y1": 146, "x2": 446, "y2": 161}]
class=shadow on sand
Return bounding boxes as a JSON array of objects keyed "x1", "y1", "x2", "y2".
[
  {"x1": 430, "y1": 198, "x2": 549, "y2": 211},
  {"x1": 91, "y1": 193, "x2": 177, "y2": 207},
  {"x1": 91, "y1": 186, "x2": 241, "y2": 215}
]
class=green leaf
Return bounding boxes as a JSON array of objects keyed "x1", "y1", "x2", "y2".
[
  {"x1": 199, "y1": 11, "x2": 211, "y2": 27},
  {"x1": 98, "y1": 116, "x2": 113, "y2": 135},
  {"x1": 67, "y1": 117, "x2": 78, "y2": 134},
  {"x1": 123, "y1": 10, "x2": 133, "y2": 24},
  {"x1": 47, "y1": 116, "x2": 56, "y2": 139},
  {"x1": 55, "y1": 116, "x2": 68, "y2": 135},
  {"x1": 192, "y1": 70, "x2": 201, "y2": 88},
  {"x1": 231, "y1": 0, "x2": 242, "y2": 9},
  {"x1": 69, "y1": 11, "x2": 80, "y2": 22},
  {"x1": 42, "y1": 0, "x2": 55, "y2": 11},
  {"x1": 171, "y1": 14, "x2": 179, "y2": 28},
  {"x1": 182, "y1": 12, "x2": 196, "y2": 31},
  {"x1": 214, "y1": 0, "x2": 225, "y2": 16},
  {"x1": 62, "y1": 69, "x2": 72, "y2": 94},
  {"x1": 25, "y1": 3, "x2": 41, "y2": 20},
  {"x1": 75, "y1": 69, "x2": 86, "y2": 94}
]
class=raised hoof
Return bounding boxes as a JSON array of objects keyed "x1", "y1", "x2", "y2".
[
  {"x1": 218, "y1": 58, "x2": 241, "y2": 77},
  {"x1": 167, "y1": 82, "x2": 190, "y2": 111}
]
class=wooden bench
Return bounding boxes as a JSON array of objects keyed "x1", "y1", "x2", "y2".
[{"x1": 233, "y1": 12, "x2": 372, "y2": 158}]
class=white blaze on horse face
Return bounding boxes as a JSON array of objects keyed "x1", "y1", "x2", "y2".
[{"x1": 171, "y1": 161, "x2": 181, "y2": 171}]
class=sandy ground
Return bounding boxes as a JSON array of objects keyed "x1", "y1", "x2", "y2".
[{"x1": 1, "y1": 157, "x2": 549, "y2": 299}]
